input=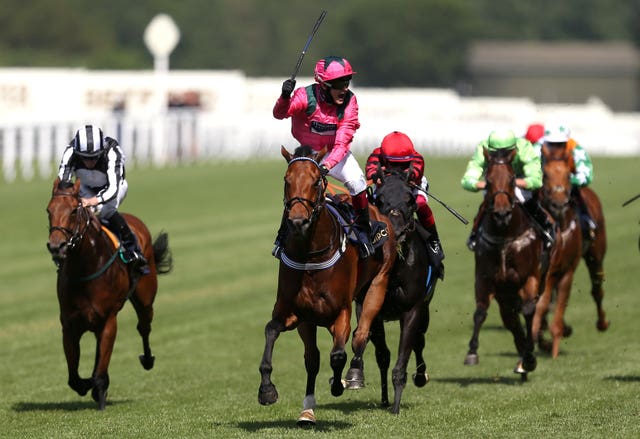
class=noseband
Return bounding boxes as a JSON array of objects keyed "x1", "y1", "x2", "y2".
[{"x1": 283, "y1": 157, "x2": 327, "y2": 221}]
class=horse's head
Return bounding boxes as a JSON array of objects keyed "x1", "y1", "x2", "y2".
[
  {"x1": 281, "y1": 145, "x2": 328, "y2": 238},
  {"x1": 374, "y1": 171, "x2": 415, "y2": 241},
  {"x1": 484, "y1": 148, "x2": 517, "y2": 227},
  {"x1": 541, "y1": 144, "x2": 572, "y2": 218},
  {"x1": 46, "y1": 178, "x2": 92, "y2": 266}
]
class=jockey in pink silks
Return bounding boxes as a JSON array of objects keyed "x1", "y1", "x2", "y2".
[{"x1": 272, "y1": 55, "x2": 374, "y2": 258}]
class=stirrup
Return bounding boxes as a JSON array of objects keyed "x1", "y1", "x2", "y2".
[
  {"x1": 360, "y1": 241, "x2": 374, "y2": 259},
  {"x1": 272, "y1": 245, "x2": 283, "y2": 259},
  {"x1": 466, "y1": 233, "x2": 477, "y2": 251}
]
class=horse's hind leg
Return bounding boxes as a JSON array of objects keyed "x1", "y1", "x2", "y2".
[
  {"x1": 62, "y1": 324, "x2": 93, "y2": 397},
  {"x1": 258, "y1": 318, "x2": 285, "y2": 406},
  {"x1": 412, "y1": 302, "x2": 430, "y2": 388},
  {"x1": 366, "y1": 317, "x2": 390, "y2": 407},
  {"x1": 464, "y1": 283, "x2": 491, "y2": 365},
  {"x1": 584, "y1": 247, "x2": 609, "y2": 331},
  {"x1": 129, "y1": 289, "x2": 156, "y2": 370}
]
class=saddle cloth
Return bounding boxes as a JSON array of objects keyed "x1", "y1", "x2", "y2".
[{"x1": 325, "y1": 195, "x2": 389, "y2": 250}]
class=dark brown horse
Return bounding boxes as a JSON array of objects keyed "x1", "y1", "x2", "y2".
[
  {"x1": 533, "y1": 145, "x2": 582, "y2": 357},
  {"x1": 463, "y1": 148, "x2": 543, "y2": 380},
  {"x1": 533, "y1": 145, "x2": 609, "y2": 357},
  {"x1": 46, "y1": 178, "x2": 172, "y2": 410},
  {"x1": 258, "y1": 146, "x2": 396, "y2": 426},
  {"x1": 357, "y1": 170, "x2": 440, "y2": 414}
]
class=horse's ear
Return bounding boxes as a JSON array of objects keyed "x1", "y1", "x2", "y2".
[
  {"x1": 73, "y1": 178, "x2": 82, "y2": 193},
  {"x1": 483, "y1": 147, "x2": 490, "y2": 161},
  {"x1": 281, "y1": 145, "x2": 292, "y2": 163},
  {"x1": 52, "y1": 177, "x2": 61, "y2": 192},
  {"x1": 315, "y1": 147, "x2": 327, "y2": 164},
  {"x1": 507, "y1": 148, "x2": 517, "y2": 163}
]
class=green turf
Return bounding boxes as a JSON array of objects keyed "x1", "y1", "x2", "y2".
[{"x1": 1, "y1": 156, "x2": 639, "y2": 438}]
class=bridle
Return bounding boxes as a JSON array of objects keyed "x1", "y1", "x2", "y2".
[
  {"x1": 48, "y1": 192, "x2": 92, "y2": 253},
  {"x1": 485, "y1": 155, "x2": 516, "y2": 212},
  {"x1": 283, "y1": 157, "x2": 327, "y2": 223}
]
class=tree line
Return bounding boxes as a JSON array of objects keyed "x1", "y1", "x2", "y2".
[{"x1": 0, "y1": 0, "x2": 638, "y2": 88}]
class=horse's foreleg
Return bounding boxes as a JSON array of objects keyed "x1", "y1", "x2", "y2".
[
  {"x1": 464, "y1": 281, "x2": 491, "y2": 365},
  {"x1": 297, "y1": 322, "x2": 320, "y2": 426},
  {"x1": 91, "y1": 314, "x2": 117, "y2": 410},
  {"x1": 549, "y1": 273, "x2": 573, "y2": 358},
  {"x1": 62, "y1": 324, "x2": 92, "y2": 397},
  {"x1": 258, "y1": 318, "x2": 285, "y2": 405},
  {"x1": 129, "y1": 291, "x2": 156, "y2": 370}
]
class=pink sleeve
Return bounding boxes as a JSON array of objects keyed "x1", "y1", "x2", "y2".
[
  {"x1": 273, "y1": 88, "x2": 307, "y2": 119},
  {"x1": 323, "y1": 94, "x2": 360, "y2": 168}
]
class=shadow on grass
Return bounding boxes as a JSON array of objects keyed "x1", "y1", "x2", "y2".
[
  {"x1": 604, "y1": 375, "x2": 640, "y2": 382},
  {"x1": 12, "y1": 399, "x2": 130, "y2": 412},
  {"x1": 233, "y1": 418, "x2": 352, "y2": 433},
  {"x1": 431, "y1": 375, "x2": 523, "y2": 387}
]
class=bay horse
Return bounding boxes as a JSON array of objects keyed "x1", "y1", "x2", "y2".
[
  {"x1": 46, "y1": 178, "x2": 172, "y2": 410},
  {"x1": 533, "y1": 145, "x2": 581, "y2": 357},
  {"x1": 356, "y1": 170, "x2": 440, "y2": 414},
  {"x1": 258, "y1": 146, "x2": 396, "y2": 426},
  {"x1": 463, "y1": 148, "x2": 544, "y2": 380},
  {"x1": 533, "y1": 145, "x2": 609, "y2": 357}
]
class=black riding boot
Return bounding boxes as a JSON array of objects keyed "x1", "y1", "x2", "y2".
[
  {"x1": 354, "y1": 206, "x2": 375, "y2": 259},
  {"x1": 107, "y1": 212, "x2": 149, "y2": 273},
  {"x1": 523, "y1": 198, "x2": 555, "y2": 249},
  {"x1": 424, "y1": 223, "x2": 445, "y2": 280},
  {"x1": 467, "y1": 200, "x2": 486, "y2": 251},
  {"x1": 272, "y1": 211, "x2": 287, "y2": 258}
]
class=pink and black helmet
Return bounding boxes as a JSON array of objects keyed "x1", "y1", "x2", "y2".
[{"x1": 314, "y1": 56, "x2": 355, "y2": 83}]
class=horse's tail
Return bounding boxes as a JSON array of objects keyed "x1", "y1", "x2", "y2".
[{"x1": 152, "y1": 231, "x2": 173, "y2": 275}]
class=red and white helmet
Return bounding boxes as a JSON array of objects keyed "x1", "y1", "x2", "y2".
[
  {"x1": 380, "y1": 131, "x2": 416, "y2": 162},
  {"x1": 314, "y1": 56, "x2": 355, "y2": 83}
]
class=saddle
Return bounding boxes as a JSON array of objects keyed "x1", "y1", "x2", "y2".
[{"x1": 325, "y1": 195, "x2": 389, "y2": 251}]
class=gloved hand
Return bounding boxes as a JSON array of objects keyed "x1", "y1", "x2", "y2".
[
  {"x1": 281, "y1": 78, "x2": 296, "y2": 99},
  {"x1": 319, "y1": 164, "x2": 330, "y2": 177}
]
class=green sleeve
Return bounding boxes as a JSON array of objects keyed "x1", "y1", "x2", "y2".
[
  {"x1": 461, "y1": 142, "x2": 487, "y2": 192},
  {"x1": 516, "y1": 138, "x2": 543, "y2": 190},
  {"x1": 570, "y1": 143, "x2": 593, "y2": 186}
]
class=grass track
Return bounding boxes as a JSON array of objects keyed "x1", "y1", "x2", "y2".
[{"x1": 0, "y1": 156, "x2": 639, "y2": 438}]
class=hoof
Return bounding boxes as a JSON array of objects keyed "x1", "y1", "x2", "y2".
[
  {"x1": 139, "y1": 354, "x2": 155, "y2": 370},
  {"x1": 596, "y1": 319, "x2": 610, "y2": 332},
  {"x1": 412, "y1": 372, "x2": 429, "y2": 387},
  {"x1": 258, "y1": 384, "x2": 278, "y2": 405},
  {"x1": 538, "y1": 337, "x2": 553, "y2": 353},
  {"x1": 330, "y1": 378, "x2": 345, "y2": 397},
  {"x1": 297, "y1": 408, "x2": 316, "y2": 427},
  {"x1": 514, "y1": 360, "x2": 526, "y2": 375},
  {"x1": 464, "y1": 353, "x2": 479, "y2": 365},
  {"x1": 344, "y1": 367, "x2": 365, "y2": 390},
  {"x1": 563, "y1": 324, "x2": 573, "y2": 338}
]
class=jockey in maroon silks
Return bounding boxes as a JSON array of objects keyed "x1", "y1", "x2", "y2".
[
  {"x1": 365, "y1": 131, "x2": 444, "y2": 261},
  {"x1": 272, "y1": 55, "x2": 375, "y2": 258}
]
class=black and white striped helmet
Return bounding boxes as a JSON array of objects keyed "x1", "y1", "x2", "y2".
[{"x1": 72, "y1": 125, "x2": 105, "y2": 158}]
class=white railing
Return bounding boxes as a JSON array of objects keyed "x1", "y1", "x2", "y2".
[{"x1": 2, "y1": 93, "x2": 640, "y2": 183}]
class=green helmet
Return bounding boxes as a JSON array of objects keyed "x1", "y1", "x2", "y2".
[{"x1": 487, "y1": 129, "x2": 516, "y2": 151}]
